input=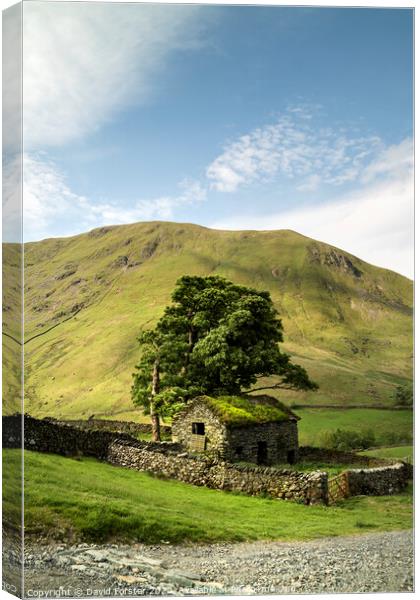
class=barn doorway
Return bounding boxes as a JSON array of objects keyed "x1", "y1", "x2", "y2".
[{"x1": 257, "y1": 441, "x2": 268, "y2": 465}]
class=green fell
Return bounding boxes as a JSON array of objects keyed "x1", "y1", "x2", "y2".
[{"x1": 1, "y1": 221, "x2": 412, "y2": 418}]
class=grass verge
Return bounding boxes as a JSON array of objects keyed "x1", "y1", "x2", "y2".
[{"x1": 3, "y1": 450, "x2": 413, "y2": 545}]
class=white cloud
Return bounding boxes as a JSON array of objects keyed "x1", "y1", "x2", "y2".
[
  {"x1": 206, "y1": 109, "x2": 382, "y2": 193},
  {"x1": 85, "y1": 177, "x2": 206, "y2": 226},
  {"x1": 361, "y1": 138, "x2": 413, "y2": 183},
  {"x1": 22, "y1": 2, "x2": 203, "y2": 148},
  {"x1": 22, "y1": 154, "x2": 92, "y2": 240},
  {"x1": 17, "y1": 154, "x2": 206, "y2": 241},
  {"x1": 212, "y1": 138, "x2": 414, "y2": 278}
]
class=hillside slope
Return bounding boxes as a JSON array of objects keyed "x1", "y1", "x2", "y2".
[{"x1": 4, "y1": 221, "x2": 412, "y2": 419}]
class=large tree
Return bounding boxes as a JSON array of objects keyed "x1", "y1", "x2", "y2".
[{"x1": 132, "y1": 276, "x2": 317, "y2": 440}]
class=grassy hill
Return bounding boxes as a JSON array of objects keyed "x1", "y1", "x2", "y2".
[
  {"x1": 2, "y1": 243, "x2": 22, "y2": 414},
  {"x1": 3, "y1": 221, "x2": 413, "y2": 419}
]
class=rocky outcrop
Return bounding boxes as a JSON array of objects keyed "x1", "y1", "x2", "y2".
[{"x1": 308, "y1": 245, "x2": 363, "y2": 278}]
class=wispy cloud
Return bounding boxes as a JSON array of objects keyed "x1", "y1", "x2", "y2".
[
  {"x1": 212, "y1": 138, "x2": 414, "y2": 278},
  {"x1": 361, "y1": 137, "x2": 413, "y2": 183},
  {"x1": 84, "y1": 178, "x2": 207, "y2": 228},
  {"x1": 206, "y1": 107, "x2": 382, "y2": 193},
  {"x1": 22, "y1": 2, "x2": 204, "y2": 149},
  {"x1": 14, "y1": 154, "x2": 206, "y2": 241},
  {"x1": 22, "y1": 154, "x2": 92, "y2": 240},
  {"x1": 3, "y1": 3, "x2": 208, "y2": 240}
]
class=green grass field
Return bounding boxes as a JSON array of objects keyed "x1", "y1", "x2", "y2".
[
  {"x1": 296, "y1": 408, "x2": 413, "y2": 447},
  {"x1": 3, "y1": 450, "x2": 413, "y2": 544},
  {"x1": 359, "y1": 445, "x2": 414, "y2": 463}
]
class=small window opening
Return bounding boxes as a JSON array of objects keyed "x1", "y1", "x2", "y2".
[
  {"x1": 192, "y1": 422, "x2": 205, "y2": 435},
  {"x1": 235, "y1": 446, "x2": 243, "y2": 458},
  {"x1": 287, "y1": 449, "x2": 296, "y2": 465}
]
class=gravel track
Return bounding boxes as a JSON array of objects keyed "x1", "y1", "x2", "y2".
[
  {"x1": 149, "y1": 530, "x2": 414, "y2": 594},
  {"x1": 5, "y1": 530, "x2": 414, "y2": 597}
]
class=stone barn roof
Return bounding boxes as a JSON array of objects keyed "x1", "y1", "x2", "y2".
[{"x1": 175, "y1": 395, "x2": 300, "y2": 427}]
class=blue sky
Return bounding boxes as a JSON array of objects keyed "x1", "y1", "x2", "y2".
[{"x1": 3, "y1": 2, "x2": 414, "y2": 276}]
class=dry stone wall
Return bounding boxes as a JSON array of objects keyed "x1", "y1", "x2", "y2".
[
  {"x1": 50, "y1": 417, "x2": 172, "y2": 437},
  {"x1": 299, "y1": 446, "x2": 392, "y2": 467},
  {"x1": 2, "y1": 416, "x2": 411, "y2": 505},
  {"x1": 106, "y1": 438, "x2": 327, "y2": 504},
  {"x1": 3, "y1": 415, "x2": 326, "y2": 504},
  {"x1": 3, "y1": 414, "x2": 141, "y2": 458},
  {"x1": 347, "y1": 463, "x2": 412, "y2": 496}
]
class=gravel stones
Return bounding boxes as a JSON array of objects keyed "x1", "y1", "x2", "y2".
[{"x1": 19, "y1": 530, "x2": 413, "y2": 596}]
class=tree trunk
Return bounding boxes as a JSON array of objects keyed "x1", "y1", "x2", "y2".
[
  {"x1": 181, "y1": 325, "x2": 195, "y2": 375},
  {"x1": 150, "y1": 409, "x2": 161, "y2": 442},
  {"x1": 150, "y1": 359, "x2": 161, "y2": 442}
]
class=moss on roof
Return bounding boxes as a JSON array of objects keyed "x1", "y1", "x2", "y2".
[{"x1": 196, "y1": 395, "x2": 298, "y2": 426}]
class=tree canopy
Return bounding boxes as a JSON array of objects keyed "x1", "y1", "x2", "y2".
[{"x1": 132, "y1": 275, "x2": 317, "y2": 439}]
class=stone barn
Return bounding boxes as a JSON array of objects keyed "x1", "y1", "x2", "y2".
[{"x1": 171, "y1": 395, "x2": 300, "y2": 465}]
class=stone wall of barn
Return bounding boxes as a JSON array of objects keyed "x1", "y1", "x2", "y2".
[
  {"x1": 171, "y1": 403, "x2": 299, "y2": 465},
  {"x1": 225, "y1": 420, "x2": 298, "y2": 465},
  {"x1": 171, "y1": 404, "x2": 228, "y2": 457}
]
